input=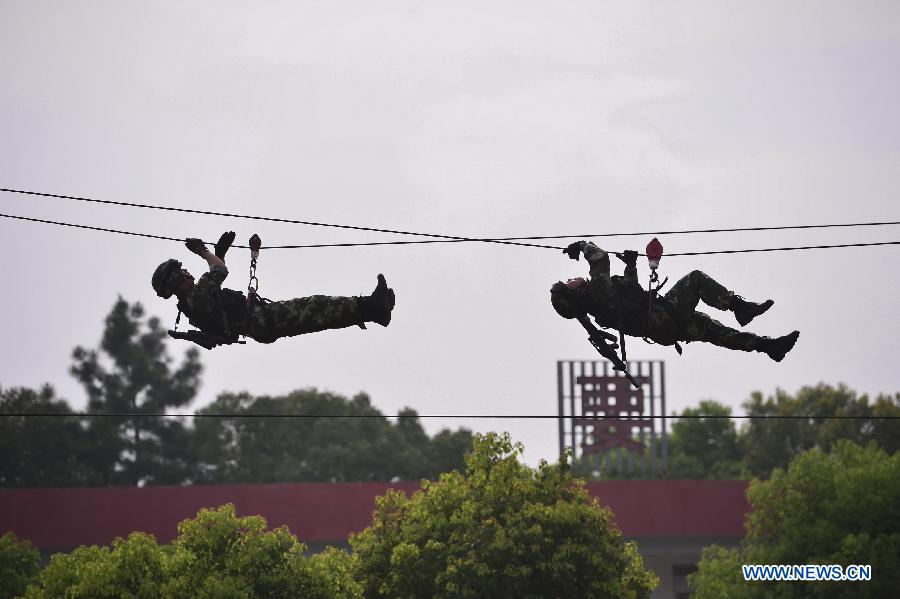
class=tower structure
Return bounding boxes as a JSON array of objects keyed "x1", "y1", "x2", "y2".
[{"x1": 557, "y1": 360, "x2": 667, "y2": 476}]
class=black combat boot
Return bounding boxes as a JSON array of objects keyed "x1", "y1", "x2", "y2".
[
  {"x1": 757, "y1": 330, "x2": 800, "y2": 362},
  {"x1": 732, "y1": 296, "x2": 774, "y2": 326},
  {"x1": 359, "y1": 274, "x2": 395, "y2": 327}
]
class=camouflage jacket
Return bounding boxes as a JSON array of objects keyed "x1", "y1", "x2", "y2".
[
  {"x1": 579, "y1": 241, "x2": 651, "y2": 334},
  {"x1": 175, "y1": 265, "x2": 248, "y2": 337}
]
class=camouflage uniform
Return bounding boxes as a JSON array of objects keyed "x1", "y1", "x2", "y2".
[
  {"x1": 579, "y1": 242, "x2": 765, "y2": 353},
  {"x1": 244, "y1": 295, "x2": 363, "y2": 344},
  {"x1": 176, "y1": 265, "x2": 363, "y2": 343}
]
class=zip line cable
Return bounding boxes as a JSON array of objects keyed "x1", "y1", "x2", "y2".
[
  {"x1": 2, "y1": 212, "x2": 900, "y2": 257},
  {"x1": 1, "y1": 412, "x2": 897, "y2": 420},
  {"x1": 0, "y1": 187, "x2": 558, "y2": 250},
  {"x1": 3, "y1": 187, "x2": 900, "y2": 249},
  {"x1": 3, "y1": 189, "x2": 895, "y2": 423}
]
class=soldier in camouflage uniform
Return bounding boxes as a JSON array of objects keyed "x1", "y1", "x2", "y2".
[
  {"x1": 550, "y1": 240, "x2": 799, "y2": 361},
  {"x1": 151, "y1": 232, "x2": 395, "y2": 345}
]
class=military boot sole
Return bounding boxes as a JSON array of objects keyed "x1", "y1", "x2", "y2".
[
  {"x1": 766, "y1": 330, "x2": 800, "y2": 362},
  {"x1": 366, "y1": 274, "x2": 395, "y2": 327},
  {"x1": 735, "y1": 299, "x2": 774, "y2": 327}
]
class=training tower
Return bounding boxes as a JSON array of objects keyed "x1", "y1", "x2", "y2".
[{"x1": 557, "y1": 360, "x2": 668, "y2": 477}]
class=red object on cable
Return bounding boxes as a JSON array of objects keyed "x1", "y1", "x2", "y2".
[
  {"x1": 249, "y1": 234, "x2": 261, "y2": 260},
  {"x1": 646, "y1": 237, "x2": 663, "y2": 269}
]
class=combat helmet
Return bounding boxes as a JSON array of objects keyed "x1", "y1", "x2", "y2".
[
  {"x1": 550, "y1": 281, "x2": 587, "y2": 319},
  {"x1": 152, "y1": 259, "x2": 185, "y2": 299}
]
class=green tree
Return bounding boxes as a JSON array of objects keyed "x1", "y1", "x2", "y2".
[
  {"x1": 569, "y1": 400, "x2": 742, "y2": 480},
  {"x1": 690, "y1": 441, "x2": 900, "y2": 598},
  {"x1": 350, "y1": 432, "x2": 657, "y2": 598},
  {"x1": 741, "y1": 384, "x2": 900, "y2": 478},
  {"x1": 570, "y1": 447, "x2": 652, "y2": 480},
  {"x1": 24, "y1": 504, "x2": 361, "y2": 599},
  {"x1": 0, "y1": 385, "x2": 100, "y2": 487},
  {"x1": 25, "y1": 534, "x2": 166, "y2": 599},
  {"x1": 70, "y1": 297, "x2": 202, "y2": 486},
  {"x1": 395, "y1": 407, "x2": 474, "y2": 478},
  {"x1": 192, "y1": 389, "x2": 472, "y2": 483},
  {"x1": 866, "y1": 392, "x2": 900, "y2": 455},
  {"x1": 425, "y1": 426, "x2": 475, "y2": 476},
  {"x1": 0, "y1": 532, "x2": 40, "y2": 599},
  {"x1": 689, "y1": 546, "x2": 753, "y2": 599},
  {"x1": 571, "y1": 385, "x2": 900, "y2": 481},
  {"x1": 668, "y1": 400, "x2": 744, "y2": 479},
  {"x1": 163, "y1": 504, "x2": 361, "y2": 598}
]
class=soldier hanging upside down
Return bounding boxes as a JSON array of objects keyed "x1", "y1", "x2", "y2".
[
  {"x1": 550, "y1": 241, "x2": 799, "y2": 362},
  {"x1": 151, "y1": 232, "x2": 395, "y2": 347}
]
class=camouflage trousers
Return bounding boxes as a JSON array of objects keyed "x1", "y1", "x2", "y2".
[
  {"x1": 645, "y1": 270, "x2": 764, "y2": 352},
  {"x1": 245, "y1": 295, "x2": 363, "y2": 343}
]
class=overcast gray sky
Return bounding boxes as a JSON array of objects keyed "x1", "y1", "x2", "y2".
[{"x1": 2, "y1": 1, "x2": 899, "y2": 465}]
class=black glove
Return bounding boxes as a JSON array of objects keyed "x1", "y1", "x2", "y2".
[
  {"x1": 563, "y1": 242, "x2": 583, "y2": 261},
  {"x1": 616, "y1": 250, "x2": 639, "y2": 266},
  {"x1": 185, "y1": 238, "x2": 208, "y2": 255},
  {"x1": 214, "y1": 231, "x2": 236, "y2": 259}
]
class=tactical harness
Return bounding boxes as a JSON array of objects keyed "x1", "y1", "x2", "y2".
[
  {"x1": 562, "y1": 279, "x2": 685, "y2": 390},
  {"x1": 172, "y1": 289, "x2": 248, "y2": 350},
  {"x1": 557, "y1": 241, "x2": 688, "y2": 388},
  {"x1": 168, "y1": 234, "x2": 276, "y2": 350}
]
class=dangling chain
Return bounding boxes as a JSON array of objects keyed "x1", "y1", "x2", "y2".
[
  {"x1": 643, "y1": 269, "x2": 668, "y2": 345},
  {"x1": 248, "y1": 256, "x2": 259, "y2": 297},
  {"x1": 248, "y1": 234, "x2": 261, "y2": 299}
]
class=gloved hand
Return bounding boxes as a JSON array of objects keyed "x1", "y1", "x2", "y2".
[
  {"x1": 563, "y1": 242, "x2": 583, "y2": 261},
  {"x1": 185, "y1": 238, "x2": 208, "y2": 255},
  {"x1": 616, "y1": 250, "x2": 639, "y2": 266},
  {"x1": 214, "y1": 231, "x2": 236, "y2": 259}
]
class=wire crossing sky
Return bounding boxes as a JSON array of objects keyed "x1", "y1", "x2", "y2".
[
  {"x1": 2, "y1": 412, "x2": 897, "y2": 420},
  {"x1": 3, "y1": 186, "x2": 900, "y2": 242},
  {"x1": 2, "y1": 188, "x2": 900, "y2": 255},
  {"x1": 0, "y1": 187, "x2": 558, "y2": 250},
  {"x1": 3, "y1": 211, "x2": 899, "y2": 256}
]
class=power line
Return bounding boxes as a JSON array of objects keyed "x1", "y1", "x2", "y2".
[
  {"x1": 3, "y1": 186, "x2": 900, "y2": 247},
  {"x1": 1, "y1": 412, "x2": 897, "y2": 420},
  {"x1": 3, "y1": 212, "x2": 900, "y2": 256}
]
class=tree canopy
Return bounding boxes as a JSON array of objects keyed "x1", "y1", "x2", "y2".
[
  {"x1": 22, "y1": 504, "x2": 361, "y2": 599},
  {"x1": 0, "y1": 385, "x2": 98, "y2": 487},
  {"x1": 16, "y1": 434, "x2": 660, "y2": 598},
  {"x1": 690, "y1": 440, "x2": 900, "y2": 598},
  {"x1": 350, "y1": 432, "x2": 658, "y2": 598},
  {"x1": 192, "y1": 389, "x2": 473, "y2": 484},
  {"x1": 667, "y1": 400, "x2": 743, "y2": 479},
  {"x1": 70, "y1": 297, "x2": 203, "y2": 485},
  {"x1": 740, "y1": 384, "x2": 900, "y2": 478},
  {"x1": 573, "y1": 385, "x2": 900, "y2": 481},
  {"x1": 0, "y1": 532, "x2": 40, "y2": 599}
]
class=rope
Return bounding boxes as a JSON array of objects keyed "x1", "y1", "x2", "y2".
[
  {"x1": 3, "y1": 186, "x2": 899, "y2": 247},
  {"x1": 0, "y1": 188, "x2": 558, "y2": 250},
  {"x1": 3, "y1": 212, "x2": 900, "y2": 256}
]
